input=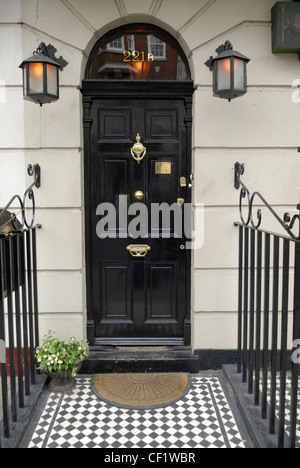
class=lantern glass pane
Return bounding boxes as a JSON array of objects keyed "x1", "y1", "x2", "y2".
[
  {"x1": 29, "y1": 62, "x2": 44, "y2": 93},
  {"x1": 216, "y1": 58, "x2": 231, "y2": 90},
  {"x1": 23, "y1": 66, "x2": 27, "y2": 97},
  {"x1": 47, "y1": 64, "x2": 58, "y2": 96},
  {"x1": 234, "y1": 58, "x2": 245, "y2": 89}
]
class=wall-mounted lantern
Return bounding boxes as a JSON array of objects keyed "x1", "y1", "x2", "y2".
[
  {"x1": 19, "y1": 43, "x2": 68, "y2": 106},
  {"x1": 205, "y1": 41, "x2": 250, "y2": 102}
]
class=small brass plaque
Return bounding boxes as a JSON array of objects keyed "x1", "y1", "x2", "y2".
[{"x1": 155, "y1": 162, "x2": 171, "y2": 175}]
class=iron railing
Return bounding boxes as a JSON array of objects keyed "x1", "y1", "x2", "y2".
[
  {"x1": 234, "y1": 162, "x2": 300, "y2": 449},
  {"x1": 0, "y1": 164, "x2": 41, "y2": 448}
]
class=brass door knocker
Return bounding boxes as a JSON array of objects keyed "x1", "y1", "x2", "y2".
[{"x1": 131, "y1": 134, "x2": 146, "y2": 164}]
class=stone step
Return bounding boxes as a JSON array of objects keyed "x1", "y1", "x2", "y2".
[{"x1": 80, "y1": 346, "x2": 199, "y2": 374}]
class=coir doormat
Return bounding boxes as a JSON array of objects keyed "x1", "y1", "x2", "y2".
[{"x1": 91, "y1": 373, "x2": 191, "y2": 409}]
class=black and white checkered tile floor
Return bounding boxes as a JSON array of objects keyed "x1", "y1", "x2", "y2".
[{"x1": 22, "y1": 374, "x2": 251, "y2": 449}]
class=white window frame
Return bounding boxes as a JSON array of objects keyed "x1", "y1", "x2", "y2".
[
  {"x1": 127, "y1": 34, "x2": 135, "y2": 52},
  {"x1": 147, "y1": 35, "x2": 166, "y2": 60},
  {"x1": 107, "y1": 36, "x2": 125, "y2": 53}
]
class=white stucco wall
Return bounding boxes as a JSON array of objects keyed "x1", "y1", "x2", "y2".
[{"x1": 1, "y1": 0, "x2": 300, "y2": 351}]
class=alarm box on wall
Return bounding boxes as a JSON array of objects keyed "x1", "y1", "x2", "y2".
[{"x1": 272, "y1": 2, "x2": 300, "y2": 54}]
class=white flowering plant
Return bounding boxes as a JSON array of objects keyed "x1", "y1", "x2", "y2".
[{"x1": 35, "y1": 332, "x2": 89, "y2": 377}]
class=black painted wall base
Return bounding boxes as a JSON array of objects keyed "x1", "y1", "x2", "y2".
[{"x1": 195, "y1": 349, "x2": 238, "y2": 371}]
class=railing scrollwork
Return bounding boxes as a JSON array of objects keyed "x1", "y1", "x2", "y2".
[
  {"x1": 234, "y1": 161, "x2": 300, "y2": 241},
  {"x1": 0, "y1": 163, "x2": 41, "y2": 232}
]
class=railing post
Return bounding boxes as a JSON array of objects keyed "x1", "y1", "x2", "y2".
[
  {"x1": 278, "y1": 239, "x2": 290, "y2": 448},
  {"x1": 237, "y1": 225, "x2": 243, "y2": 374},
  {"x1": 290, "y1": 241, "x2": 300, "y2": 448},
  {"x1": 32, "y1": 227, "x2": 39, "y2": 350},
  {"x1": 269, "y1": 236, "x2": 280, "y2": 435},
  {"x1": 6, "y1": 237, "x2": 17, "y2": 423},
  {"x1": 0, "y1": 239, "x2": 9, "y2": 439},
  {"x1": 242, "y1": 228, "x2": 249, "y2": 383},
  {"x1": 254, "y1": 230, "x2": 262, "y2": 406},
  {"x1": 26, "y1": 229, "x2": 35, "y2": 385},
  {"x1": 261, "y1": 233, "x2": 270, "y2": 420},
  {"x1": 248, "y1": 229, "x2": 256, "y2": 394}
]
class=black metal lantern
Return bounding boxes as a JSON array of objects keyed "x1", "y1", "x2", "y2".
[
  {"x1": 19, "y1": 43, "x2": 64, "y2": 106},
  {"x1": 205, "y1": 41, "x2": 250, "y2": 102}
]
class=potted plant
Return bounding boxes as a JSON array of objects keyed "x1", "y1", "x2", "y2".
[{"x1": 35, "y1": 332, "x2": 89, "y2": 393}]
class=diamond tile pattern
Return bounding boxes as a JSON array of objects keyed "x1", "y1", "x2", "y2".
[{"x1": 26, "y1": 375, "x2": 247, "y2": 449}]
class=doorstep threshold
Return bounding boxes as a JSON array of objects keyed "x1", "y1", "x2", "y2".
[{"x1": 81, "y1": 344, "x2": 199, "y2": 374}]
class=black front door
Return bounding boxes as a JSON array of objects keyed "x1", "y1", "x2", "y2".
[{"x1": 83, "y1": 81, "x2": 194, "y2": 346}]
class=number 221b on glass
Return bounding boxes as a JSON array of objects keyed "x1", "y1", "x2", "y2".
[{"x1": 123, "y1": 51, "x2": 154, "y2": 62}]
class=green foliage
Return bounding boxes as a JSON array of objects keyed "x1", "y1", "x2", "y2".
[{"x1": 35, "y1": 331, "x2": 89, "y2": 377}]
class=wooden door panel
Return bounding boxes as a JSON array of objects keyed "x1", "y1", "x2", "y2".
[
  {"x1": 101, "y1": 158, "x2": 131, "y2": 203},
  {"x1": 145, "y1": 108, "x2": 178, "y2": 141},
  {"x1": 98, "y1": 107, "x2": 132, "y2": 141},
  {"x1": 146, "y1": 263, "x2": 177, "y2": 322},
  {"x1": 100, "y1": 263, "x2": 133, "y2": 322}
]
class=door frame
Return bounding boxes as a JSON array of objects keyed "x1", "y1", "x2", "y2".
[{"x1": 82, "y1": 80, "x2": 194, "y2": 346}]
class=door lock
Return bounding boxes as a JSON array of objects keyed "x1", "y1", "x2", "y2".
[
  {"x1": 177, "y1": 198, "x2": 184, "y2": 207},
  {"x1": 180, "y1": 177, "x2": 187, "y2": 187}
]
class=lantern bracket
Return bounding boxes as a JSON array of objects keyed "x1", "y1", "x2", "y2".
[
  {"x1": 46, "y1": 44, "x2": 68, "y2": 71},
  {"x1": 204, "y1": 56, "x2": 214, "y2": 72},
  {"x1": 205, "y1": 41, "x2": 234, "y2": 71},
  {"x1": 33, "y1": 42, "x2": 68, "y2": 71}
]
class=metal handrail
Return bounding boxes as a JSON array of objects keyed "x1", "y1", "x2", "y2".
[{"x1": 234, "y1": 161, "x2": 300, "y2": 241}]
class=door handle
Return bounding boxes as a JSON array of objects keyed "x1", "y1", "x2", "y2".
[
  {"x1": 134, "y1": 190, "x2": 144, "y2": 201},
  {"x1": 126, "y1": 245, "x2": 151, "y2": 257}
]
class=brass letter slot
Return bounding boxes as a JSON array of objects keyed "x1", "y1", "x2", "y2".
[{"x1": 126, "y1": 244, "x2": 151, "y2": 257}]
